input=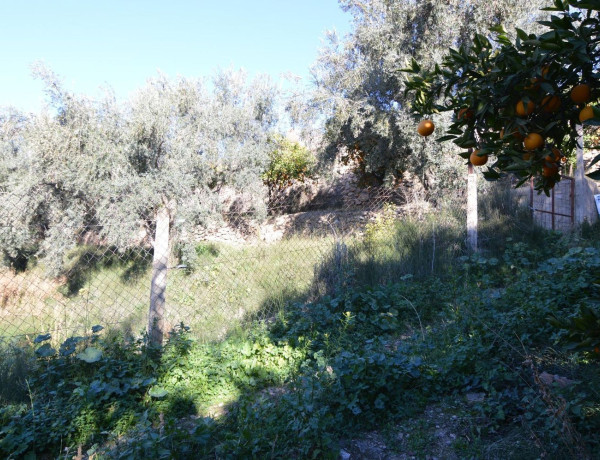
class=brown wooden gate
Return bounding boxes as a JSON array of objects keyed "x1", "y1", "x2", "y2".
[{"x1": 530, "y1": 176, "x2": 575, "y2": 231}]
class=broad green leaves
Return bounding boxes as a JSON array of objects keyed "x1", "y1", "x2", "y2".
[{"x1": 148, "y1": 386, "x2": 168, "y2": 398}]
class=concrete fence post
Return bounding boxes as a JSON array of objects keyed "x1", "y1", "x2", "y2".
[
  {"x1": 467, "y1": 157, "x2": 478, "y2": 252},
  {"x1": 148, "y1": 205, "x2": 170, "y2": 346}
]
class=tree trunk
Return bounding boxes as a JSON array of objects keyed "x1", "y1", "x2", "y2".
[
  {"x1": 148, "y1": 205, "x2": 170, "y2": 346},
  {"x1": 467, "y1": 161, "x2": 478, "y2": 252}
]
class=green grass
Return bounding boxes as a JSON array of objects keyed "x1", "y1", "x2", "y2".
[
  {"x1": 167, "y1": 235, "x2": 335, "y2": 340},
  {"x1": 0, "y1": 256, "x2": 150, "y2": 341},
  {"x1": 0, "y1": 235, "x2": 335, "y2": 344}
]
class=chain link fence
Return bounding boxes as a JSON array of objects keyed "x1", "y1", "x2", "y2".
[{"x1": 0, "y1": 180, "x2": 472, "y2": 344}]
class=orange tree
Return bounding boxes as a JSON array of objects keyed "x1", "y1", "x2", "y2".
[{"x1": 402, "y1": 0, "x2": 600, "y2": 193}]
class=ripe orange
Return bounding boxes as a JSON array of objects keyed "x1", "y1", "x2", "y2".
[
  {"x1": 542, "y1": 163, "x2": 559, "y2": 177},
  {"x1": 542, "y1": 95, "x2": 561, "y2": 113},
  {"x1": 516, "y1": 100, "x2": 535, "y2": 117},
  {"x1": 523, "y1": 133, "x2": 544, "y2": 151},
  {"x1": 470, "y1": 150, "x2": 488, "y2": 166},
  {"x1": 541, "y1": 65, "x2": 550, "y2": 78},
  {"x1": 457, "y1": 108, "x2": 473, "y2": 120},
  {"x1": 417, "y1": 119, "x2": 435, "y2": 136},
  {"x1": 545, "y1": 147, "x2": 561, "y2": 163},
  {"x1": 571, "y1": 84, "x2": 591, "y2": 104},
  {"x1": 579, "y1": 105, "x2": 595, "y2": 123}
]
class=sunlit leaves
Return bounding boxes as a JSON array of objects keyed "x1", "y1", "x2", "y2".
[{"x1": 76, "y1": 347, "x2": 103, "y2": 363}]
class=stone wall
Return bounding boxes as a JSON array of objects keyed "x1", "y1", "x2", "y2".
[
  {"x1": 183, "y1": 159, "x2": 409, "y2": 245},
  {"x1": 267, "y1": 161, "x2": 403, "y2": 214}
]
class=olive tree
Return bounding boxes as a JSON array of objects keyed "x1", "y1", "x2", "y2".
[
  {"x1": 0, "y1": 65, "x2": 278, "y2": 344},
  {"x1": 311, "y1": 0, "x2": 549, "y2": 191}
]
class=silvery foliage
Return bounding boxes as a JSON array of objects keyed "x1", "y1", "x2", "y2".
[
  {"x1": 311, "y1": 0, "x2": 549, "y2": 191},
  {"x1": 0, "y1": 65, "x2": 277, "y2": 273},
  {"x1": 0, "y1": 108, "x2": 33, "y2": 263}
]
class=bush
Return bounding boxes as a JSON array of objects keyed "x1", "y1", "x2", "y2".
[
  {"x1": 262, "y1": 135, "x2": 315, "y2": 191},
  {"x1": 0, "y1": 341, "x2": 34, "y2": 405}
]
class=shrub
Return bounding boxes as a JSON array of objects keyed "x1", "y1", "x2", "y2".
[{"x1": 262, "y1": 135, "x2": 315, "y2": 191}]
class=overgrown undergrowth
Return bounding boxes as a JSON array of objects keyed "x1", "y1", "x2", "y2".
[
  {"x1": 1, "y1": 186, "x2": 599, "y2": 458},
  {"x1": 2, "y1": 227, "x2": 600, "y2": 458}
]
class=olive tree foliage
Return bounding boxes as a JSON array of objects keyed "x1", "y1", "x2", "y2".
[
  {"x1": 0, "y1": 108, "x2": 32, "y2": 268},
  {"x1": 311, "y1": 0, "x2": 549, "y2": 191},
  {"x1": 0, "y1": 65, "x2": 278, "y2": 273}
]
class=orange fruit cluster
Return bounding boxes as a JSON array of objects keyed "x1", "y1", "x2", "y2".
[{"x1": 418, "y1": 69, "x2": 597, "y2": 184}]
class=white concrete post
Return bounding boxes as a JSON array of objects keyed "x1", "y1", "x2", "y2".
[
  {"x1": 148, "y1": 205, "x2": 170, "y2": 346},
  {"x1": 467, "y1": 160, "x2": 478, "y2": 252}
]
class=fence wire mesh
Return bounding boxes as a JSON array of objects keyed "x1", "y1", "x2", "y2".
[{"x1": 0, "y1": 181, "x2": 471, "y2": 344}]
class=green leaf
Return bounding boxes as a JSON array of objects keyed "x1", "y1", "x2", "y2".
[
  {"x1": 489, "y1": 24, "x2": 507, "y2": 34},
  {"x1": 482, "y1": 169, "x2": 501, "y2": 180},
  {"x1": 149, "y1": 387, "x2": 168, "y2": 398},
  {"x1": 454, "y1": 137, "x2": 476, "y2": 148},
  {"x1": 540, "y1": 42, "x2": 562, "y2": 51},
  {"x1": 539, "y1": 31, "x2": 559, "y2": 41},
  {"x1": 60, "y1": 336, "x2": 85, "y2": 356},
  {"x1": 516, "y1": 28, "x2": 529, "y2": 41},
  {"x1": 576, "y1": 2, "x2": 600, "y2": 10},
  {"x1": 34, "y1": 333, "x2": 52, "y2": 344},
  {"x1": 35, "y1": 343, "x2": 56, "y2": 358},
  {"x1": 543, "y1": 121, "x2": 560, "y2": 133},
  {"x1": 504, "y1": 163, "x2": 528, "y2": 171},
  {"x1": 436, "y1": 135, "x2": 457, "y2": 142},
  {"x1": 587, "y1": 153, "x2": 600, "y2": 168},
  {"x1": 515, "y1": 176, "x2": 530, "y2": 188},
  {"x1": 475, "y1": 33, "x2": 491, "y2": 49},
  {"x1": 76, "y1": 347, "x2": 103, "y2": 363}
]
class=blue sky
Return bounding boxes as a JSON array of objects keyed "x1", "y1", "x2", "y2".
[{"x1": 1, "y1": 1, "x2": 352, "y2": 113}]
